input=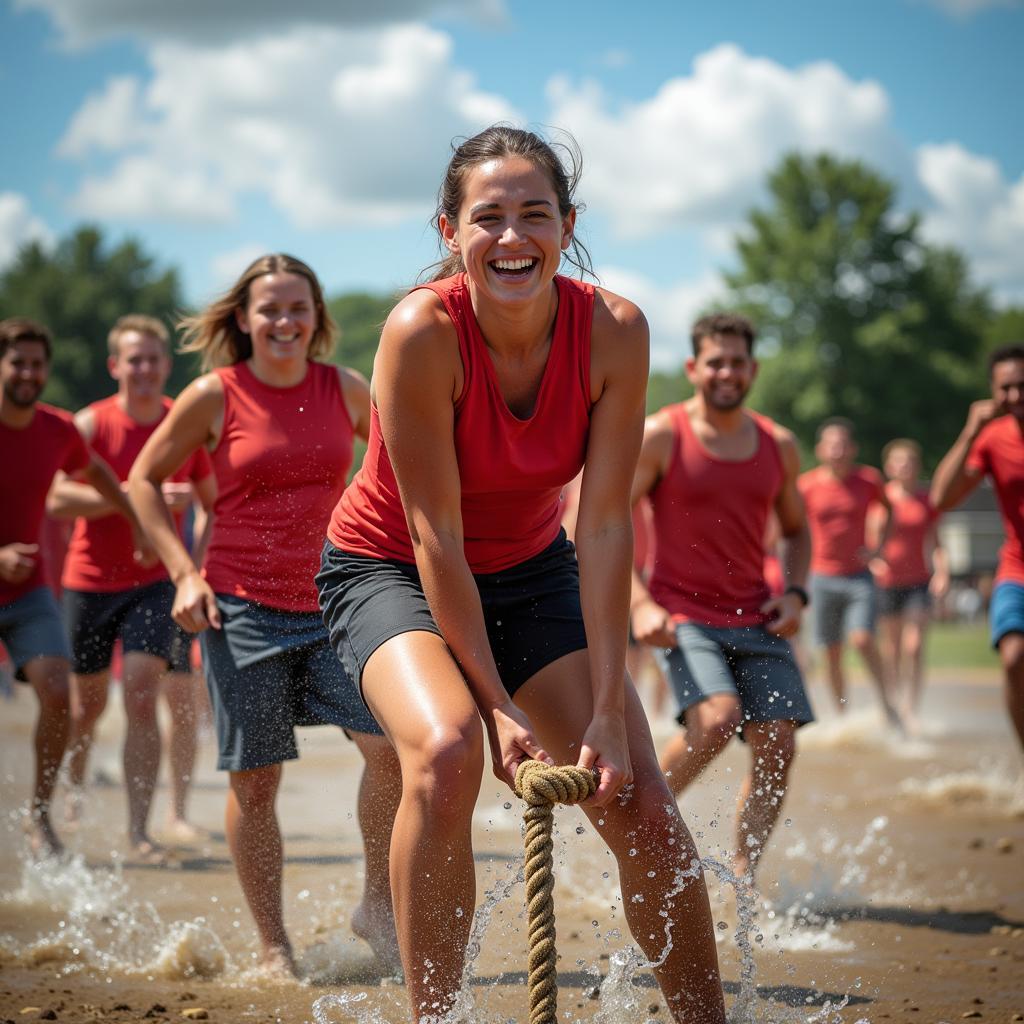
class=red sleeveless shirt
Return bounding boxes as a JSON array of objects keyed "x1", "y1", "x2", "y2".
[
  {"x1": 62, "y1": 396, "x2": 212, "y2": 593},
  {"x1": 329, "y1": 273, "x2": 594, "y2": 573},
  {"x1": 203, "y1": 361, "x2": 354, "y2": 611},
  {"x1": 648, "y1": 404, "x2": 784, "y2": 627}
]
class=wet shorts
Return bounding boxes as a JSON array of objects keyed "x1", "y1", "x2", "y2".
[
  {"x1": 655, "y1": 622, "x2": 814, "y2": 731},
  {"x1": 810, "y1": 571, "x2": 876, "y2": 647},
  {"x1": 64, "y1": 580, "x2": 179, "y2": 675},
  {"x1": 316, "y1": 530, "x2": 589, "y2": 699},
  {"x1": 0, "y1": 586, "x2": 72, "y2": 680},
  {"x1": 990, "y1": 581, "x2": 1024, "y2": 649},
  {"x1": 201, "y1": 594, "x2": 382, "y2": 772},
  {"x1": 876, "y1": 582, "x2": 930, "y2": 618},
  {"x1": 166, "y1": 625, "x2": 195, "y2": 675}
]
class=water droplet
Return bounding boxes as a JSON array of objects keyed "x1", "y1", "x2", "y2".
[
  {"x1": 785, "y1": 818, "x2": 792, "y2": 827},
  {"x1": 503, "y1": 802, "x2": 512, "y2": 809},
  {"x1": 575, "y1": 825, "x2": 585, "y2": 835},
  {"x1": 629, "y1": 848, "x2": 637, "y2": 856},
  {"x1": 717, "y1": 921, "x2": 728, "y2": 931}
]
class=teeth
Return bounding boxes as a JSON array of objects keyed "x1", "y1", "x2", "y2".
[{"x1": 493, "y1": 258, "x2": 535, "y2": 271}]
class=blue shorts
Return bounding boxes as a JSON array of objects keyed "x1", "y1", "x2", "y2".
[
  {"x1": 0, "y1": 586, "x2": 72, "y2": 680},
  {"x1": 655, "y1": 622, "x2": 814, "y2": 730},
  {"x1": 201, "y1": 594, "x2": 382, "y2": 773},
  {"x1": 990, "y1": 582, "x2": 1024, "y2": 648},
  {"x1": 810, "y1": 571, "x2": 876, "y2": 646}
]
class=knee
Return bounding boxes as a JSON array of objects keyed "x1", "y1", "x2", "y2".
[
  {"x1": 405, "y1": 724, "x2": 483, "y2": 820},
  {"x1": 692, "y1": 703, "x2": 742, "y2": 748},
  {"x1": 122, "y1": 685, "x2": 159, "y2": 722},
  {"x1": 30, "y1": 663, "x2": 70, "y2": 714},
  {"x1": 751, "y1": 723, "x2": 798, "y2": 776},
  {"x1": 230, "y1": 768, "x2": 280, "y2": 813},
  {"x1": 848, "y1": 630, "x2": 873, "y2": 654},
  {"x1": 999, "y1": 635, "x2": 1024, "y2": 677}
]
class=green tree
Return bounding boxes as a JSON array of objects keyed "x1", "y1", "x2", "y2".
[
  {"x1": 725, "y1": 153, "x2": 990, "y2": 469},
  {"x1": 326, "y1": 290, "x2": 400, "y2": 381},
  {"x1": 0, "y1": 226, "x2": 188, "y2": 410}
]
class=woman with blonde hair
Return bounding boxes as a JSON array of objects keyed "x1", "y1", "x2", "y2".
[{"x1": 129, "y1": 254, "x2": 399, "y2": 976}]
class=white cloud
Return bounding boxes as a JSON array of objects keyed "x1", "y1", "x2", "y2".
[
  {"x1": 548, "y1": 44, "x2": 905, "y2": 240},
  {"x1": 59, "y1": 24, "x2": 518, "y2": 227},
  {"x1": 916, "y1": 0, "x2": 1022, "y2": 17},
  {"x1": 209, "y1": 244, "x2": 272, "y2": 293},
  {"x1": 596, "y1": 266, "x2": 724, "y2": 370},
  {"x1": 917, "y1": 143, "x2": 1024, "y2": 301},
  {"x1": 0, "y1": 193, "x2": 55, "y2": 270},
  {"x1": 15, "y1": 0, "x2": 506, "y2": 47}
]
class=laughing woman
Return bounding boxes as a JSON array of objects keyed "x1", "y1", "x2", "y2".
[{"x1": 317, "y1": 127, "x2": 726, "y2": 1022}]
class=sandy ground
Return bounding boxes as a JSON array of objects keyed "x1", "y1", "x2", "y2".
[{"x1": 1, "y1": 665, "x2": 1022, "y2": 1023}]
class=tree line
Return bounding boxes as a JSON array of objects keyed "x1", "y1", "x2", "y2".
[{"x1": 2, "y1": 153, "x2": 1018, "y2": 470}]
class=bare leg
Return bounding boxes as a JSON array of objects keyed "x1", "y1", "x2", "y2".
[
  {"x1": 161, "y1": 669, "x2": 203, "y2": 839},
  {"x1": 226, "y1": 762, "x2": 295, "y2": 975},
  {"x1": 361, "y1": 632, "x2": 484, "y2": 1021},
  {"x1": 901, "y1": 609, "x2": 929, "y2": 728},
  {"x1": 848, "y1": 629, "x2": 902, "y2": 728},
  {"x1": 348, "y1": 730, "x2": 402, "y2": 970},
  {"x1": 121, "y1": 652, "x2": 165, "y2": 856},
  {"x1": 518, "y1": 652, "x2": 726, "y2": 1024},
  {"x1": 659, "y1": 694, "x2": 742, "y2": 795},
  {"x1": 877, "y1": 613, "x2": 903, "y2": 712},
  {"x1": 823, "y1": 642, "x2": 846, "y2": 711},
  {"x1": 997, "y1": 633, "x2": 1024, "y2": 752},
  {"x1": 732, "y1": 720, "x2": 797, "y2": 880},
  {"x1": 65, "y1": 669, "x2": 110, "y2": 824},
  {"x1": 23, "y1": 656, "x2": 72, "y2": 857}
]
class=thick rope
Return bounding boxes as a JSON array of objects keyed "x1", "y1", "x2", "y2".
[{"x1": 514, "y1": 760, "x2": 597, "y2": 1024}]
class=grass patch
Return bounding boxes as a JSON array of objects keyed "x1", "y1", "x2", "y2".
[{"x1": 925, "y1": 621, "x2": 994, "y2": 670}]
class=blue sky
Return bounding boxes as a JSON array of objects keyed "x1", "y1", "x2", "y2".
[{"x1": 2, "y1": 0, "x2": 1022, "y2": 367}]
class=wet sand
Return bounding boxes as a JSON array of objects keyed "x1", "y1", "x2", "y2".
[{"x1": 1, "y1": 665, "x2": 1022, "y2": 1023}]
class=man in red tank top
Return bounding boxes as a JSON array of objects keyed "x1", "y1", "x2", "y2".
[
  {"x1": 630, "y1": 313, "x2": 814, "y2": 881},
  {"x1": 0, "y1": 318, "x2": 146, "y2": 858},
  {"x1": 47, "y1": 316, "x2": 215, "y2": 859},
  {"x1": 798, "y1": 419, "x2": 901, "y2": 727},
  {"x1": 932, "y1": 344, "x2": 1024, "y2": 752}
]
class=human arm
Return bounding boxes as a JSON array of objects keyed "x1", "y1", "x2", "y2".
[
  {"x1": 927, "y1": 524, "x2": 951, "y2": 600},
  {"x1": 930, "y1": 400, "x2": 1000, "y2": 510},
  {"x1": 761, "y1": 428, "x2": 810, "y2": 637},
  {"x1": 0, "y1": 543, "x2": 40, "y2": 584},
  {"x1": 627, "y1": 410, "x2": 676, "y2": 649},
  {"x1": 374, "y1": 293, "x2": 552, "y2": 789},
  {"x1": 127, "y1": 375, "x2": 224, "y2": 632},
  {"x1": 187, "y1": 472, "x2": 217, "y2": 568},
  {"x1": 574, "y1": 290, "x2": 650, "y2": 804}
]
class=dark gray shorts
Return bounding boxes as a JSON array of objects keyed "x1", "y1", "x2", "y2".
[
  {"x1": 0, "y1": 586, "x2": 71, "y2": 680},
  {"x1": 655, "y1": 621, "x2": 814, "y2": 730},
  {"x1": 810, "y1": 571, "x2": 877, "y2": 646},
  {"x1": 64, "y1": 580, "x2": 180, "y2": 674},
  {"x1": 316, "y1": 530, "x2": 589, "y2": 700},
  {"x1": 200, "y1": 594, "x2": 382, "y2": 772},
  {"x1": 876, "y1": 582, "x2": 930, "y2": 618}
]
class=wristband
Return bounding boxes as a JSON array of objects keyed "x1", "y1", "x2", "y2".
[{"x1": 784, "y1": 584, "x2": 809, "y2": 607}]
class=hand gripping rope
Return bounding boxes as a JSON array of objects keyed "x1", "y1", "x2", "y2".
[{"x1": 514, "y1": 760, "x2": 598, "y2": 1024}]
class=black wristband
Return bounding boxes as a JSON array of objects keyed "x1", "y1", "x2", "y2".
[{"x1": 784, "y1": 584, "x2": 810, "y2": 607}]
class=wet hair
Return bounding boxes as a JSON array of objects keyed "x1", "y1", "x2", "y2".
[
  {"x1": 179, "y1": 253, "x2": 336, "y2": 371},
  {"x1": 691, "y1": 313, "x2": 756, "y2": 356},
  {"x1": 882, "y1": 438, "x2": 921, "y2": 465},
  {"x1": 0, "y1": 317, "x2": 52, "y2": 361},
  {"x1": 108, "y1": 314, "x2": 170, "y2": 358},
  {"x1": 816, "y1": 416, "x2": 856, "y2": 443},
  {"x1": 422, "y1": 124, "x2": 592, "y2": 283},
  {"x1": 989, "y1": 343, "x2": 1024, "y2": 378}
]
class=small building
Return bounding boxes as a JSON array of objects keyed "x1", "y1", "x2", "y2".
[{"x1": 936, "y1": 479, "x2": 1002, "y2": 577}]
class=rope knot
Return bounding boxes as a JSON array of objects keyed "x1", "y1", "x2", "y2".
[{"x1": 514, "y1": 760, "x2": 597, "y2": 807}]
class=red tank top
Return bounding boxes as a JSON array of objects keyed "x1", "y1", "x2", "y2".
[
  {"x1": 203, "y1": 361, "x2": 354, "y2": 611},
  {"x1": 874, "y1": 482, "x2": 938, "y2": 588},
  {"x1": 62, "y1": 396, "x2": 211, "y2": 592},
  {"x1": 648, "y1": 404, "x2": 784, "y2": 627},
  {"x1": 329, "y1": 274, "x2": 594, "y2": 573}
]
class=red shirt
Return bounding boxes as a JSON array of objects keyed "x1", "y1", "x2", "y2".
[
  {"x1": 873, "y1": 482, "x2": 938, "y2": 589},
  {"x1": 330, "y1": 274, "x2": 594, "y2": 573},
  {"x1": 62, "y1": 396, "x2": 212, "y2": 593},
  {"x1": 647, "y1": 405, "x2": 784, "y2": 627},
  {"x1": 967, "y1": 416, "x2": 1024, "y2": 585},
  {"x1": 799, "y1": 465, "x2": 885, "y2": 577},
  {"x1": 1, "y1": 404, "x2": 90, "y2": 605},
  {"x1": 203, "y1": 360, "x2": 354, "y2": 612}
]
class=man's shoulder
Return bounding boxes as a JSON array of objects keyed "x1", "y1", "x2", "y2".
[{"x1": 34, "y1": 402, "x2": 79, "y2": 434}]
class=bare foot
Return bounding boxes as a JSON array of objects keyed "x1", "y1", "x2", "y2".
[
  {"x1": 260, "y1": 943, "x2": 298, "y2": 979},
  {"x1": 351, "y1": 901, "x2": 402, "y2": 975},
  {"x1": 63, "y1": 787, "x2": 84, "y2": 831},
  {"x1": 128, "y1": 836, "x2": 174, "y2": 866},
  {"x1": 24, "y1": 810, "x2": 64, "y2": 860},
  {"x1": 163, "y1": 817, "x2": 209, "y2": 844}
]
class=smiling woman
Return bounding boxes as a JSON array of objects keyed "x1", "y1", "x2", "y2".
[{"x1": 316, "y1": 125, "x2": 727, "y2": 1024}]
